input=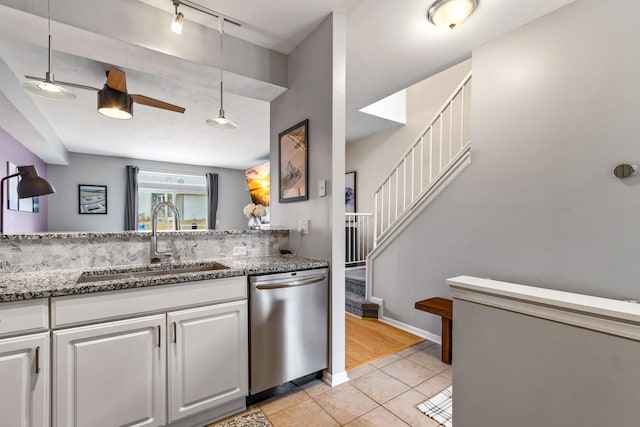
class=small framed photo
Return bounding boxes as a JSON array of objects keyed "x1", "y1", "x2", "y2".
[
  {"x1": 345, "y1": 171, "x2": 356, "y2": 213},
  {"x1": 79, "y1": 185, "x2": 107, "y2": 214},
  {"x1": 279, "y1": 119, "x2": 308, "y2": 203}
]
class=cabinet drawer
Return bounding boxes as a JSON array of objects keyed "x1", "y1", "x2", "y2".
[
  {"x1": 0, "y1": 299, "x2": 49, "y2": 338},
  {"x1": 51, "y1": 276, "x2": 247, "y2": 328}
]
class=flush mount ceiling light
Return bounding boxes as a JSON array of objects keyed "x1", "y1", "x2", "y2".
[
  {"x1": 171, "y1": 1, "x2": 184, "y2": 34},
  {"x1": 22, "y1": 0, "x2": 75, "y2": 100},
  {"x1": 206, "y1": 20, "x2": 238, "y2": 130},
  {"x1": 428, "y1": 0, "x2": 478, "y2": 30}
]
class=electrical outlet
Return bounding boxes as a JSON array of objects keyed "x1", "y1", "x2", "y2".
[
  {"x1": 298, "y1": 219, "x2": 309, "y2": 235},
  {"x1": 232, "y1": 246, "x2": 247, "y2": 256}
]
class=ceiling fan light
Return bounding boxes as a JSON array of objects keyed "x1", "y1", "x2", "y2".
[
  {"x1": 171, "y1": 12, "x2": 184, "y2": 34},
  {"x1": 97, "y1": 86, "x2": 133, "y2": 120},
  {"x1": 428, "y1": 0, "x2": 477, "y2": 30}
]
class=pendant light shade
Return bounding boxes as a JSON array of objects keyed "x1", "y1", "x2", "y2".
[
  {"x1": 0, "y1": 165, "x2": 55, "y2": 234},
  {"x1": 206, "y1": 20, "x2": 238, "y2": 129},
  {"x1": 97, "y1": 85, "x2": 133, "y2": 120},
  {"x1": 428, "y1": 0, "x2": 478, "y2": 30},
  {"x1": 22, "y1": 0, "x2": 75, "y2": 100}
]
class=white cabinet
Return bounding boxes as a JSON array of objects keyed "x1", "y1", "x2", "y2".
[
  {"x1": 167, "y1": 301, "x2": 248, "y2": 423},
  {"x1": 53, "y1": 315, "x2": 166, "y2": 427},
  {"x1": 50, "y1": 276, "x2": 249, "y2": 426},
  {"x1": 0, "y1": 332, "x2": 49, "y2": 427}
]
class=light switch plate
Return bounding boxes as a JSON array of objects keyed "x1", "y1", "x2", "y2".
[
  {"x1": 298, "y1": 219, "x2": 309, "y2": 235},
  {"x1": 319, "y1": 179, "x2": 326, "y2": 197}
]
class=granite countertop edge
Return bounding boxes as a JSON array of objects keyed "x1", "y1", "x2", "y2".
[
  {"x1": 0, "y1": 255, "x2": 329, "y2": 302},
  {"x1": 0, "y1": 228, "x2": 289, "y2": 241}
]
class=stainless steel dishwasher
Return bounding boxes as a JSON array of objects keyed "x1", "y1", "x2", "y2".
[{"x1": 249, "y1": 268, "x2": 329, "y2": 394}]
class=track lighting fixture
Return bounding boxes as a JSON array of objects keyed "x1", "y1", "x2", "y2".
[
  {"x1": 168, "y1": 0, "x2": 241, "y2": 35},
  {"x1": 22, "y1": 0, "x2": 76, "y2": 100},
  {"x1": 171, "y1": 1, "x2": 184, "y2": 34}
]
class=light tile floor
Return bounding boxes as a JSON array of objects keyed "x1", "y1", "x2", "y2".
[{"x1": 213, "y1": 340, "x2": 452, "y2": 426}]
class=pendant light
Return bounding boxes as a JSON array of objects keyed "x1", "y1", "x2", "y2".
[
  {"x1": 22, "y1": 0, "x2": 75, "y2": 100},
  {"x1": 206, "y1": 19, "x2": 238, "y2": 129}
]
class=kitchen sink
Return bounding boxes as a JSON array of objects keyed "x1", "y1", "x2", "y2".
[{"x1": 76, "y1": 262, "x2": 229, "y2": 284}]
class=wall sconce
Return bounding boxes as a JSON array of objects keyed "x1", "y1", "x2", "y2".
[{"x1": 1, "y1": 165, "x2": 56, "y2": 234}]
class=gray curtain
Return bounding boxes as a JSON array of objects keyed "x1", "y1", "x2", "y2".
[
  {"x1": 124, "y1": 165, "x2": 139, "y2": 230},
  {"x1": 206, "y1": 172, "x2": 219, "y2": 229}
]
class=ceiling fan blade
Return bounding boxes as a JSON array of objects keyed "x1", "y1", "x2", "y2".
[
  {"x1": 130, "y1": 94, "x2": 185, "y2": 113},
  {"x1": 106, "y1": 66, "x2": 127, "y2": 92}
]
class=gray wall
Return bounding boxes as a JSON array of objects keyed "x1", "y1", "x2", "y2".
[
  {"x1": 347, "y1": 59, "x2": 472, "y2": 214},
  {"x1": 454, "y1": 300, "x2": 640, "y2": 427},
  {"x1": 47, "y1": 152, "x2": 250, "y2": 232},
  {"x1": 370, "y1": 0, "x2": 640, "y2": 337},
  {"x1": 269, "y1": 13, "x2": 348, "y2": 380}
]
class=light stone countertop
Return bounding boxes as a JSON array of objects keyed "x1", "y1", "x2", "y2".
[{"x1": 0, "y1": 255, "x2": 328, "y2": 302}]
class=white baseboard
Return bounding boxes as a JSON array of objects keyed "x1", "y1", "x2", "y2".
[
  {"x1": 323, "y1": 370, "x2": 350, "y2": 387},
  {"x1": 378, "y1": 316, "x2": 442, "y2": 345}
]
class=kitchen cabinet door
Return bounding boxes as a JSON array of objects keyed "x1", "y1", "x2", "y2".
[
  {"x1": 167, "y1": 300, "x2": 248, "y2": 422},
  {"x1": 53, "y1": 314, "x2": 166, "y2": 427},
  {"x1": 0, "y1": 332, "x2": 49, "y2": 427}
]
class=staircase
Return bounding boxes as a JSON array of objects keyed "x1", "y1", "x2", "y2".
[
  {"x1": 344, "y1": 72, "x2": 472, "y2": 317},
  {"x1": 345, "y1": 266, "x2": 378, "y2": 318}
]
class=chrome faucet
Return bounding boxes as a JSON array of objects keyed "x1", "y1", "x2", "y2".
[{"x1": 151, "y1": 201, "x2": 181, "y2": 264}]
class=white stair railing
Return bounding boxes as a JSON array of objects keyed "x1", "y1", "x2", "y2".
[
  {"x1": 345, "y1": 212, "x2": 373, "y2": 266},
  {"x1": 373, "y1": 72, "x2": 472, "y2": 246}
]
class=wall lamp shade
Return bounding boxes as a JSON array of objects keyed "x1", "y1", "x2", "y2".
[
  {"x1": 1, "y1": 165, "x2": 56, "y2": 234},
  {"x1": 171, "y1": 12, "x2": 184, "y2": 34},
  {"x1": 428, "y1": 0, "x2": 478, "y2": 29},
  {"x1": 97, "y1": 85, "x2": 133, "y2": 120}
]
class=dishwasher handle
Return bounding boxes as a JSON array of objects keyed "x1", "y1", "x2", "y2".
[{"x1": 255, "y1": 275, "x2": 326, "y2": 289}]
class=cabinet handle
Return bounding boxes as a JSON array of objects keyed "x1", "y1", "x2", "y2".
[
  {"x1": 35, "y1": 346, "x2": 40, "y2": 374},
  {"x1": 157, "y1": 326, "x2": 161, "y2": 348},
  {"x1": 172, "y1": 322, "x2": 177, "y2": 344}
]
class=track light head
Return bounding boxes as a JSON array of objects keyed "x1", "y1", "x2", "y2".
[{"x1": 171, "y1": 11, "x2": 184, "y2": 34}]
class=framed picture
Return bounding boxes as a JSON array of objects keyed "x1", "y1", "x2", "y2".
[
  {"x1": 79, "y1": 185, "x2": 107, "y2": 214},
  {"x1": 345, "y1": 171, "x2": 356, "y2": 213},
  {"x1": 278, "y1": 119, "x2": 308, "y2": 203}
]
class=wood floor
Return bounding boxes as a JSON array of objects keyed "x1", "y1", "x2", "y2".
[{"x1": 345, "y1": 313, "x2": 424, "y2": 370}]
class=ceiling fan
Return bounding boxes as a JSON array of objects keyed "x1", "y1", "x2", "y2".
[{"x1": 26, "y1": 66, "x2": 186, "y2": 120}]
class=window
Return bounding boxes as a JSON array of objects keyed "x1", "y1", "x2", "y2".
[{"x1": 137, "y1": 170, "x2": 208, "y2": 230}]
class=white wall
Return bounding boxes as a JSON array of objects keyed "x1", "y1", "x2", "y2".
[
  {"x1": 370, "y1": 0, "x2": 640, "y2": 338},
  {"x1": 346, "y1": 59, "x2": 471, "y2": 214},
  {"x1": 269, "y1": 13, "x2": 347, "y2": 384},
  {"x1": 47, "y1": 152, "x2": 250, "y2": 231}
]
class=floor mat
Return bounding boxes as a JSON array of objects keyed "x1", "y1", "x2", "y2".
[
  {"x1": 212, "y1": 410, "x2": 271, "y2": 427},
  {"x1": 417, "y1": 386, "x2": 453, "y2": 427}
]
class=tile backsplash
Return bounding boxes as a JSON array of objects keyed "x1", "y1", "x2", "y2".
[{"x1": 0, "y1": 230, "x2": 289, "y2": 274}]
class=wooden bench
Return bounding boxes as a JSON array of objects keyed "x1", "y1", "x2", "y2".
[{"x1": 414, "y1": 297, "x2": 453, "y2": 364}]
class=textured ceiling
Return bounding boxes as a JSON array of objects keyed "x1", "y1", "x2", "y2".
[{"x1": 0, "y1": 0, "x2": 577, "y2": 169}]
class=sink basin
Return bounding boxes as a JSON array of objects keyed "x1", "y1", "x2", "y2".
[{"x1": 77, "y1": 262, "x2": 229, "y2": 284}]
